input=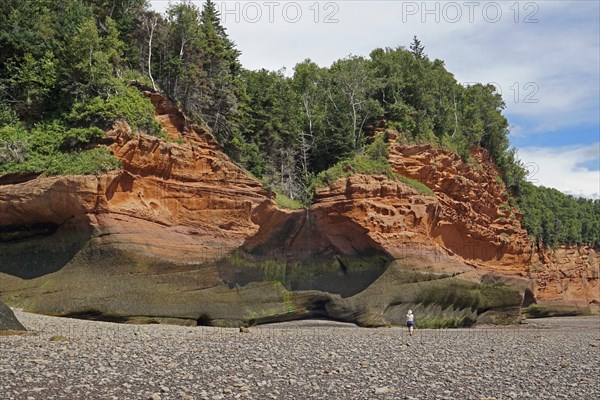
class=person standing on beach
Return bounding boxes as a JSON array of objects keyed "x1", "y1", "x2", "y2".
[{"x1": 406, "y1": 310, "x2": 415, "y2": 335}]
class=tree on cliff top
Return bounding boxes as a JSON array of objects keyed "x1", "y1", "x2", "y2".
[
  {"x1": 410, "y1": 35, "x2": 426, "y2": 60},
  {"x1": 198, "y1": 0, "x2": 243, "y2": 142}
]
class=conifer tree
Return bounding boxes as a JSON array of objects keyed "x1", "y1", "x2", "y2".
[
  {"x1": 410, "y1": 35, "x2": 426, "y2": 60},
  {"x1": 199, "y1": 0, "x2": 242, "y2": 141}
]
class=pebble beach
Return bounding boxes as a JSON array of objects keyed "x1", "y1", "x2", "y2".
[{"x1": 1, "y1": 311, "x2": 599, "y2": 399}]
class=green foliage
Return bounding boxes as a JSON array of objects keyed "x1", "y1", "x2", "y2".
[
  {"x1": 68, "y1": 84, "x2": 163, "y2": 134},
  {"x1": 239, "y1": 68, "x2": 303, "y2": 171},
  {"x1": 60, "y1": 127, "x2": 104, "y2": 150},
  {"x1": 365, "y1": 135, "x2": 389, "y2": 160},
  {"x1": 43, "y1": 147, "x2": 122, "y2": 176},
  {"x1": 0, "y1": 127, "x2": 28, "y2": 165},
  {"x1": 518, "y1": 182, "x2": 599, "y2": 247},
  {"x1": 312, "y1": 154, "x2": 394, "y2": 188},
  {"x1": 328, "y1": 56, "x2": 384, "y2": 150},
  {"x1": 311, "y1": 135, "x2": 389, "y2": 186},
  {"x1": 398, "y1": 175, "x2": 435, "y2": 196},
  {"x1": 0, "y1": 0, "x2": 160, "y2": 179},
  {"x1": 274, "y1": 191, "x2": 305, "y2": 210},
  {"x1": 147, "y1": 0, "x2": 243, "y2": 142},
  {"x1": 0, "y1": 7, "x2": 511, "y2": 207},
  {"x1": 227, "y1": 131, "x2": 265, "y2": 177},
  {"x1": 310, "y1": 135, "x2": 434, "y2": 196},
  {"x1": 0, "y1": 1, "x2": 129, "y2": 120},
  {"x1": 0, "y1": 104, "x2": 20, "y2": 128},
  {"x1": 410, "y1": 35, "x2": 426, "y2": 60},
  {"x1": 10, "y1": 51, "x2": 58, "y2": 116},
  {"x1": 236, "y1": 44, "x2": 529, "y2": 203},
  {"x1": 0, "y1": 121, "x2": 120, "y2": 176},
  {"x1": 66, "y1": 16, "x2": 119, "y2": 98}
]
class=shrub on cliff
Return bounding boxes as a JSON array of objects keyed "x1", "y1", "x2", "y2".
[
  {"x1": 0, "y1": 79, "x2": 157, "y2": 177},
  {"x1": 311, "y1": 136, "x2": 434, "y2": 196},
  {"x1": 312, "y1": 154, "x2": 394, "y2": 188},
  {"x1": 397, "y1": 175, "x2": 435, "y2": 196},
  {"x1": 68, "y1": 83, "x2": 163, "y2": 135},
  {"x1": 274, "y1": 191, "x2": 305, "y2": 210},
  {"x1": 0, "y1": 122, "x2": 121, "y2": 176}
]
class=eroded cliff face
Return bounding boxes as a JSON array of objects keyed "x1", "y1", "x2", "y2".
[
  {"x1": 385, "y1": 134, "x2": 598, "y2": 313},
  {"x1": 0, "y1": 93, "x2": 595, "y2": 327},
  {"x1": 1, "y1": 113, "x2": 272, "y2": 262},
  {"x1": 530, "y1": 245, "x2": 599, "y2": 313},
  {"x1": 0, "y1": 94, "x2": 283, "y2": 326},
  {"x1": 387, "y1": 133, "x2": 532, "y2": 273}
]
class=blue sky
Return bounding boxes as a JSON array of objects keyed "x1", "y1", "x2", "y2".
[{"x1": 150, "y1": 0, "x2": 600, "y2": 198}]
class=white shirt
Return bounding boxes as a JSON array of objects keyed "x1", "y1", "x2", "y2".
[{"x1": 406, "y1": 313, "x2": 414, "y2": 322}]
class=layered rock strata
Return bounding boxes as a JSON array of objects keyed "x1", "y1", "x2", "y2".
[{"x1": 1, "y1": 93, "x2": 595, "y2": 326}]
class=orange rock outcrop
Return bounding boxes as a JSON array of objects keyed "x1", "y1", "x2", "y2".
[
  {"x1": 1, "y1": 93, "x2": 597, "y2": 323},
  {"x1": 532, "y1": 245, "x2": 599, "y2": 308},
  {"x1": 1, "y1": 94, "x2": 272, "y2": 264},
  {"x1": 388, "y1": 134, "x2": 532, "y2": 273}
]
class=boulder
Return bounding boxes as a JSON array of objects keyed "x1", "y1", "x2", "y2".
[{"x1": 0, "y1": 301, "x2": 25, "y2": 331}]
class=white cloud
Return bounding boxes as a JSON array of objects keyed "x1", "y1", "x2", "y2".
[{"x1": 518, "y1": 143, "x2": 600, "y2": 199}]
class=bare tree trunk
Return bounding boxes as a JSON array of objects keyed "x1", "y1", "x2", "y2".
[
  {"x1": 300, "y1": 96, "x2": 315, "y2": 179},
  {"x1": 147, "y1": 16, "x2": 158, "y2": 91},
  {"x1": 179, "y1": 38, "x2": 187, "y2": 59},
  {"x1": 452, "y1": 92, "x2": 458, "y2": 137},
  {"x1": 110, "y1": 0, "x2": 116, "y2": 17},
  {"x1": 298, "y1": 132, "x2": 313, "y2": 180},
  {"x1": 213, "y1": 112, "x2": 220, "y2": 138},
  {"x1": 139, "y1": 42, "x2": 146, "y2": 74},
  {"x1": 351, "y1": 95, "x2": 358, "y2": 149},
  {"x1": 184, "y1": 84, "x2": 191, "y2": 110},
  {"x1": 174, "y1": 38, "x2": 188, "y2": 97}
]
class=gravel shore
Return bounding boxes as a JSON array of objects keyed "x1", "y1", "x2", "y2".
[{"x1": 1, "y1": 311, "x2": 598, "y2": 399}]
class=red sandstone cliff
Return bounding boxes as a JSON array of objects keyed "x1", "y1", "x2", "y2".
[
  {"x1": 1, "y1": 94, "x2": 272, "y2": 263},
  {"x1": 388, "y1": 132, "x2": 532, "y2": 273},
  {"x1": 532, "y1": 245, "x2": 599, "y2": 310},
  {"x1": 0, "y1": 92, "x2": 597, "y2": 324}
]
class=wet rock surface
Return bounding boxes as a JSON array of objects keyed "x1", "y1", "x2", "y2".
[{"x1": 1, "y1": 311, "x2": 598, "y2": 399}]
